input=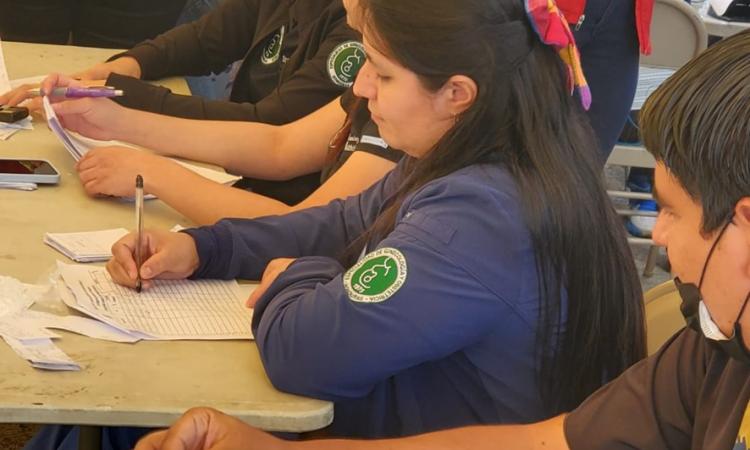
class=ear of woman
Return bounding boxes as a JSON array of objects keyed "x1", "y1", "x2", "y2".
[{"x1": 439, "y1": 75, "x2": 478, "y2": 118}]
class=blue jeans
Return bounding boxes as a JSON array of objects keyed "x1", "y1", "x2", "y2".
[{"x1": 573, "y1": 0, "x2": 640, "y2": 163}]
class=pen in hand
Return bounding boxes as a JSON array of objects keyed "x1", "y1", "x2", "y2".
[
  {"x1": 135, "y1": 175, "x2": 144, "y2": 293},
  {"x1": 29, "y1": 86, "x2": 124, "y2": 98}
]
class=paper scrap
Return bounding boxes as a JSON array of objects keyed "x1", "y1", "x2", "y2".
[
  {"x1": 0, "y1": 315, "x2": 60, "y2": 340},
  {"x1": 3, "y1": 336, "x2": 80, "y2": 371},
  {"x1": 24, "y1": 306, "x2": 141, "y2": 344},
  {"x1": 0, "y1": 116, "x2": 32, "y2": 130},
  {"x1": 0, "y1": 275, "x2": 36, "y2": 317},
  {"x1": 0, "y1": 117, "x2": 32, "y2": 141},
  {"x1": 3, "y1": 335, "x2": 80, "y2": 371}
]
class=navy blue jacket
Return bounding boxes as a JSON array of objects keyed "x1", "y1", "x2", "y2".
[{"x1": 185, "y1": 162, "x2": 553, "y2": 437}]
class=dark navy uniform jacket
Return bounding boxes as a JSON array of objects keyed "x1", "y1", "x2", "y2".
[
  {"x1": 108, "y1": 0, "x2": 357, "y2": 124},
  {"x1": 184, "y1": 162, "x2": 554, "y2": 438},
  {"x1": 104, "y1": 0, "x2": 362, "y2": 205}
]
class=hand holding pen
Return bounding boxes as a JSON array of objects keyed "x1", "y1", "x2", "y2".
[
  {"x1": 106, "y1": 229, "x2": 202, "y2": 290},
  {"x1": 0, "y1": 73, "x2": 114, "y2": 108},
  {"x1": 30, "y1": 86, "x2": 124, "y2": 98}
]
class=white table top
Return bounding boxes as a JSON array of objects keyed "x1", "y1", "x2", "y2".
[{"x1": 0, "y1": 41, "x2": 333, "y2": 431}]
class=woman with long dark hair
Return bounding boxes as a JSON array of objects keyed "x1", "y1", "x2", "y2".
[{"x1": 103, "y1": 0, "x2": 645, "y2": 442}]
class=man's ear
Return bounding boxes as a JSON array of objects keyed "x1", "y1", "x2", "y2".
[
  {"x1": 734, "y1": 197, "x2": 750, "y2": 276},
  {"x1": 439, "y1": 75, "x2": 477, "y2": 117}
]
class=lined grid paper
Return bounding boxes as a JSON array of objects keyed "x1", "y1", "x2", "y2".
[{"x1": 60, "y1": 264, "x2": 253, "y2": 340}]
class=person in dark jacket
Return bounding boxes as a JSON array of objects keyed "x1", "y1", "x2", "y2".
[
  {"x1": 0, "y1": 0, "x2": 363, "y2": 205},
  {"x1": 85, "y1": 0, "x2": 361, "y2": 124}
]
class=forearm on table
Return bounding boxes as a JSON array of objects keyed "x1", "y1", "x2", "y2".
[
  {"x1": 147, "y1": 163, "x2": 293, "y2": 225},
  {"x1": 115, "y1": 110, "x2": 286, "y2": 175},
  {"x1": 293, "y1": 417, "x2": 569, "y2": 450}
]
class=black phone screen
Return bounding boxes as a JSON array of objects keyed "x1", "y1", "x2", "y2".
[{"x1": 0, "y1": 159, "x2": 58, "y2": 175}]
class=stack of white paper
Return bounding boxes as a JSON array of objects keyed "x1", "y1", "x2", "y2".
[
  {"x1": 3, "y1": 336, "x2": 80, "y2": 371},
  {"x1": 42, "y1": 96, "x2": 242, "y2": 187},
  {"x1": 58, "y1": 263, "x2": 254, "y2": 341},
  {"x1": 44, "y1": 228, "x2": 129, "y2": 262}
]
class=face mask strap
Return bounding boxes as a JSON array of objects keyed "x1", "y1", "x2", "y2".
[
  {"x1": 698, "y1": 220, "x2": 733, "y2": 289},
  {"x1": 734, "y1": 291, "x2": 750, "y2": 325}
]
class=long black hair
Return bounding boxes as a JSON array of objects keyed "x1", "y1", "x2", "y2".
[{"x1": 352, "y1": 0, "x2": 646, "y2": 413}]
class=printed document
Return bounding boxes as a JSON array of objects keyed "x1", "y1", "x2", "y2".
[
  {"x1": 58, "y1": 263, "x2": 254, "y2": 340},
  {"x1": 42, "y1": 96, "x2": 241, "y2": 186}
]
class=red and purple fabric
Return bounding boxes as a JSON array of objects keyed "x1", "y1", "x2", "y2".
[{"x1": 524, "y1": 0, "x2": 592, "y2": 110}]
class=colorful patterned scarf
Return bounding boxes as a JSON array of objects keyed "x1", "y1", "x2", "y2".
[{"x1": 524, "y1": 0, "x2": 591, "y2": 110}]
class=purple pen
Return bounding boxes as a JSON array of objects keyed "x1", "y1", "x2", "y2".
[{"x1": 32, "y1": 87, "x2": 124, "y2": 98}]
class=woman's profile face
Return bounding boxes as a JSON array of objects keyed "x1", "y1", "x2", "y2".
[{"x1": 352, "y1": 36, "x2": 455, "y2": 158}]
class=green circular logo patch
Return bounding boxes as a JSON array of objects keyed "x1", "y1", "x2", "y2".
[
  {"x1": 327, "y1": 41, "x2": 365, "y2": 87},
  {"x1": 261, "y1": 26, "x2": 285, "y2": 65},
  {"x1": 344, "y1": 248, "x2": 407, "y2": 303}
]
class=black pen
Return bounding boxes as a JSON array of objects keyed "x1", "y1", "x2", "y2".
[{"x1": 135, "y1": 175, "x2": 144, "y2": 293}]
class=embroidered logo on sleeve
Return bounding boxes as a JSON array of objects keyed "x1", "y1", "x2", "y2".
[
  {"x1": 327, "y1": 41, "x2": 366, "y2": 87},
  {"x1": 344, "y1": 248, "x2": 407, "y2": 303},
  {"x1": 261, "y1": 26, "x2": 285, "y2": 65}
]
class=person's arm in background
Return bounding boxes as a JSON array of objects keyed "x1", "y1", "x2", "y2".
[
  {"x1": 64, "y1": 92, "x2": 397, "y2": 224},
  {"x1": 77, "y1": 0, "x2": 260, "y2": 81},
  {"x1": 102, "y1": 5, "x2": 359, "y2": 122},
  {"x1": 133, "y1": 408, "x2": 568, "y2": 450},
  {"x1": 0, "y1": 0, "x2": 258, "y2": 106},
  {"x1": 51, "y1": 93, "x2": 341, "y2": 177},
  {"x1": 77, "y1": 146, "x2": 396, "y2": 225}
]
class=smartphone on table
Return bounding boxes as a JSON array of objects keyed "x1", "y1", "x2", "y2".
[
  {"x1": 0, "y1": 159, "x2": 60, "y2": 184},
  {"x1": 0, "y1": 106, "x2": 29, "y2": 123}
]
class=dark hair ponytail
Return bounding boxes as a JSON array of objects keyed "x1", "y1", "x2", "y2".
[
  {"x1": 352, "y1": 0, "x2": 645, "y2": 414},
  {"x1": 509, "y1": 47, "x2": 645, "y2": 411}
]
